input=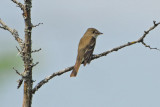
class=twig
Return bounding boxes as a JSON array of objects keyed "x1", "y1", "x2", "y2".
[
  {"x1": 13, "y1": 67, "x2": 22, "y2": 76},
  {"x1": 32, "y1": 23, "x2": 43, "y2": 28},
  {"x1": 0, "y1": 19, "x2": 24, "y2": 49},
  {"x1": 16, "y1": 46, "x2": 21, "y2": 53},
  {"x1": 31, "y1": 62, "x2": 39, "y2": 68},
  {"x1": 32, "y1": 21, "x2": 160, "y2": 94},
  {"x1": 31, "y1": 48, "x2": 41, "y2": 53},
  {"x1": 13, "y1": 67, "x2": 23, "y2": 88},
  {"x1": 137, "y1": 21, "x2": 160, "y2": 42},
  {"x1": 141, "y1": 41, "x2": 160, "y2": 51}
]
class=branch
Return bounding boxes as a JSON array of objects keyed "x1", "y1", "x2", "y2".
[
  {"x1": 32, "y1": 21, "x2": 160, "y2": 94},
  {"x1": 31, "y1": 62, "x2": 39, "y2": 68},
  {"x1": 0, "y1": 19, "x2": 24, "y2": 49},
  {"x1": 13, "y1": 67, "x2": 22, "y2": 76},
  {"x1": 11, "y1": 0, "x2": 25, "y2": 11},
  {"x1": 141, "y1": 41, "x2": 160, "y2": 51},
  {"x1": 32, "y1": 23, "x2": 43, "y2": 28},
  {"x1": 93, "y1": 21, "x2": 160, "y2": 60},
  {"x1": 13, "y1": 67, "x2": 23, "y2": 88},
  {"x1": 31, "y1": 48, "x2": 41, "y2": 53},
  {"x1": 32, "y1": 66, "x2": 74, "y2": 94}
]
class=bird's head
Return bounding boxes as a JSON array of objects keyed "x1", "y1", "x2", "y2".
[{"x1": 86, "y1": 28, "x2": 103, "y2": 38}]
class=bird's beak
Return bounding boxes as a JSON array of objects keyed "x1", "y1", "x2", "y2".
[{"x1": 98, "y1": 32, "x2": 103, "y2": 35}]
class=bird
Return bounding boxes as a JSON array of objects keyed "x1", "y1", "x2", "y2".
[{"x1": 70, "y1": 28, "x2": 103, "y2": 77}]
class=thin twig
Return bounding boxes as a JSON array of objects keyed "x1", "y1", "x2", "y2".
[
  {"x1": 137, "y1": 21, "x2": 160, "y2": 42},
  {"x1": 16, "y1": 46, "x2": 21, "y2": 53},
  {"x1": 31, "y1": 48, "x2": 41, "y2": 53},
  {"x1": 13, "y1": 67, "x2": 22, "y2": 76},
  {"x1": 31, "y1": 62, "x2": 39, "y2": 68},
  {"x1": 141, "y1": 41, "x2": 160, "y2": 51},
  {"x1": 13, "y1": 67, "x2": 23, "y2": 89},
  {"x1": 32, "y1": 21, "x2": 160, "y2": 94},
  {"x1": 32, "y1": 23, "x2": 43, "y2": 28}
]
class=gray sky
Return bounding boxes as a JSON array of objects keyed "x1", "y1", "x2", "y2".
[{"x1": 0, "y1": 0, "x2": 160, "y2": 107}]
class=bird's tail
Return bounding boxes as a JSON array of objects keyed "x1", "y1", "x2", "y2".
[{"x1": 70, "y1": 61, "x2": 81, "y2": 77}]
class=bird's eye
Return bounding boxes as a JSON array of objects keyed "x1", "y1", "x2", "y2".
[{"x1": 93, "y1": 30, "x2": 97, "y2": 34}]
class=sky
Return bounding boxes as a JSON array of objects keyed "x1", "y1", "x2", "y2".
[{"x1": 0, "y1": 0, "x2": 160, "y2": 107}]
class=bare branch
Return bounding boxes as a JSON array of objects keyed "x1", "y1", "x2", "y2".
[
  {"x1": 92, "y1": 21, "x2": 160, "y2": 60},
  {"x1": 13, "y1": 67, "x2": 22, "y2": 76},
  {"x1": 32, "y1": 66, "x2": 74, "y2": 94},
  {"x1": 13, "y1": 67, "x2": 23, "y2": 89},
  {"x1": 31, "y1": 62, "x2": 39, "y2": 68},
  {"x1": 138, "y1": 21, "x2": 160, "y2": 42},
  {"x1": 11, "y1": 0, "x2": 24, "y2": 11},
  {"x1": 32, "y1": 23, "x2": 43, "y2": 28},
  {"x1": 16, "y1": 46, "x2": 21, "y2": 53},
  {"x1": 32, "y1": 21, "x2": 160, "y2": 94},
  {"x1": 31, "y1": 48, "x2": 41, "y2": 53},
  {"x1": 0, "y1": 19, "x2": 24, "y2": 49},
  {"x1": 16, "y1": 46, "x2": 23, "y2": 55},
  {"x1": 141, "y1": 41, "x2": 160, "y2": 51}
]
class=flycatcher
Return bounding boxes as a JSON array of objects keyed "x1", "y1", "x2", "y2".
[{"x1": 70, "y1": 28, "x2": 103, "y2": 77}]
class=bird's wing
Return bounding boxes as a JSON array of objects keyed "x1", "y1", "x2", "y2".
[{"x1": 83, "y1": 37, "x2": 96, "y2": 66}]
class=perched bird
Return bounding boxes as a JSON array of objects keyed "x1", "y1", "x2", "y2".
[{"x1": 70, "y1": 28, "x2": 103, "y2": 77}]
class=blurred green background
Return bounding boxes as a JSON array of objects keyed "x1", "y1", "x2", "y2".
[{"x1": 0, "y1": 51, "x2": 22, "y2": 85}]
